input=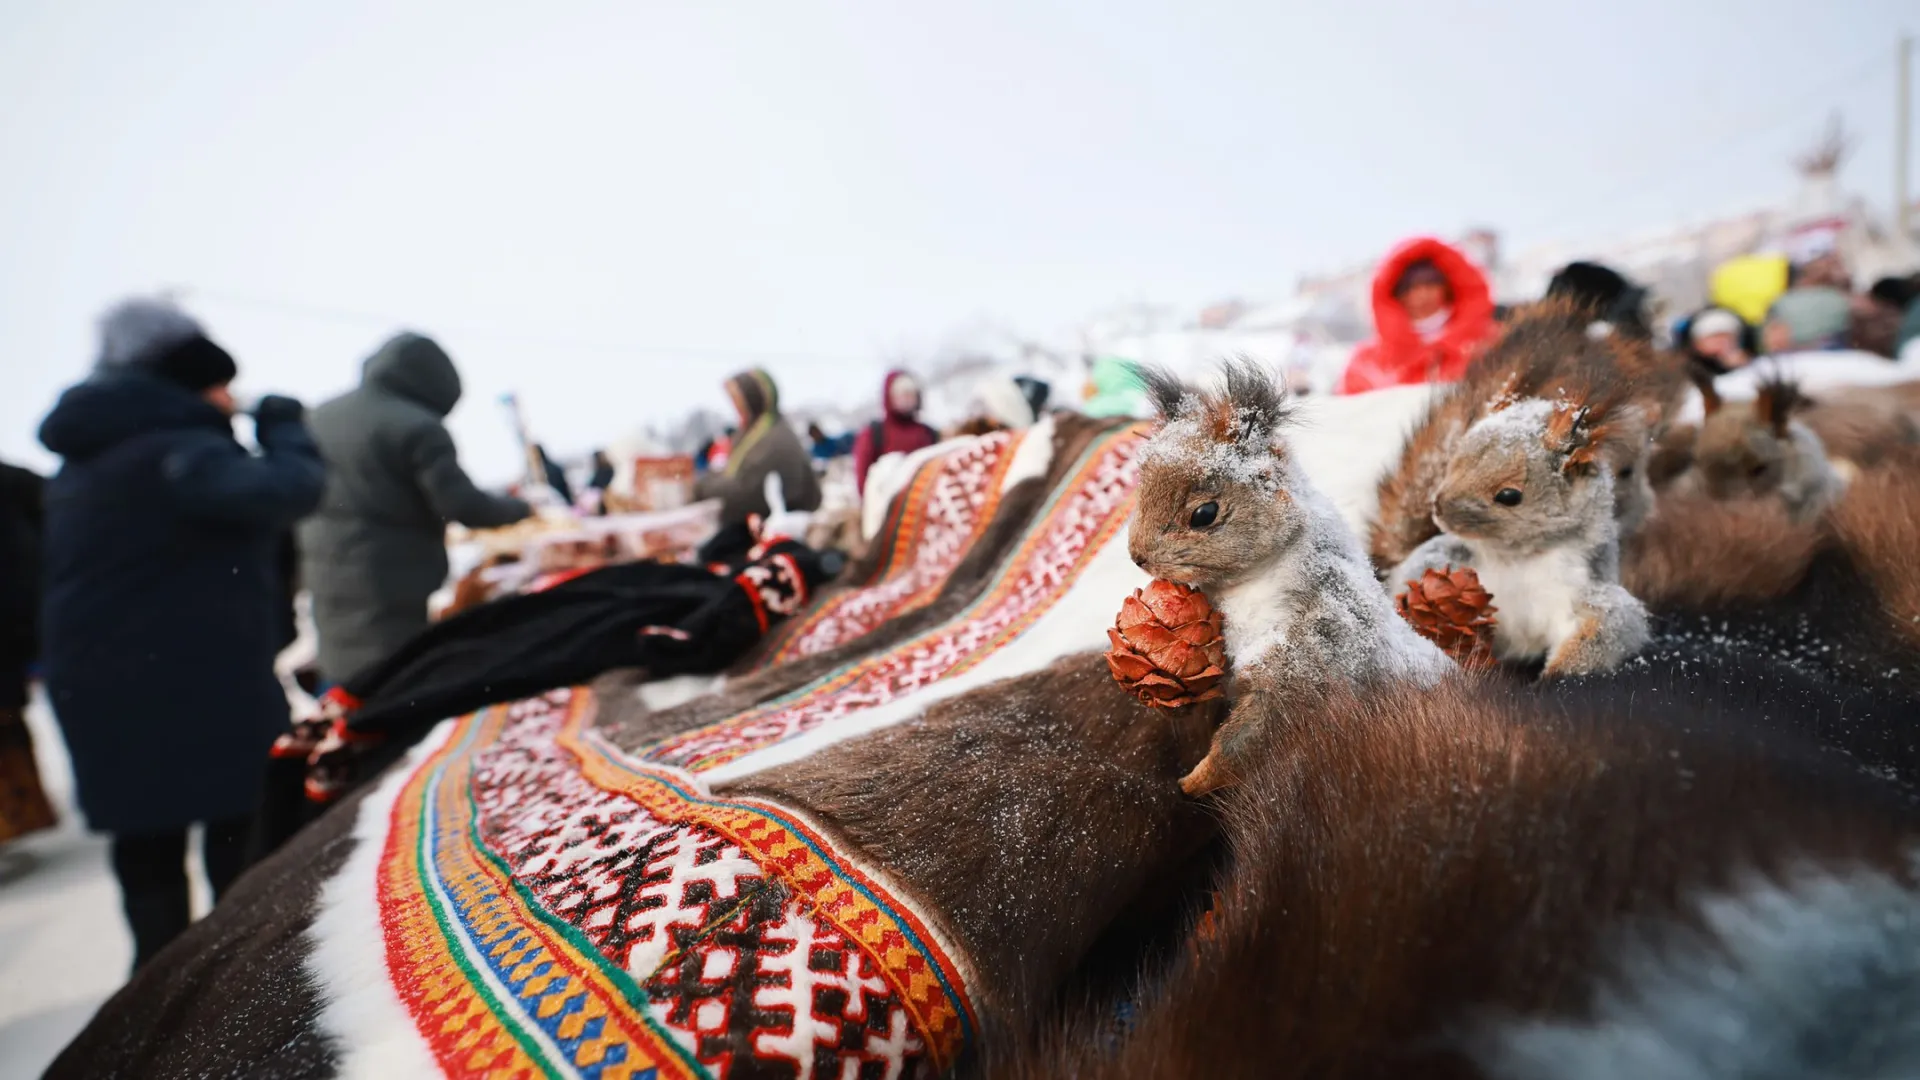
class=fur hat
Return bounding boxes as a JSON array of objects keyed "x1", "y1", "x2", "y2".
[
  {"x1": 1689, "y1": 308, "x2": 1744, "y2": 342},
  {"x1": 97, "y1": 298, "x2": 236, "y2": 392}
]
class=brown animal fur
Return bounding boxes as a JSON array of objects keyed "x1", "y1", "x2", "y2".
[
  {"x1": 1826, "y1": 448, "x2": 1920, "y2": 651},
  {"x1": 1646, "y1": 421, "x2": 1698, "y2": 488},
  {"x1": 992, "y1": 673, "x2": 1920, "y2": 1079},
  {"x1": 1819, "y1": 380, "x2": 1920, "y2": 430},
  {"x1": 1622, "y1": 493, "x2": 1824, "y2": 611},
  {"x1": 722, "y1": 652, "x2": 1220, "y2": 1031},
  {"x1": 1369, "y1": 300, "x2": 1685, "y2": 573},
  {"x1": 1801, "y1": 399, "x2": 1920, "y2": 468}
]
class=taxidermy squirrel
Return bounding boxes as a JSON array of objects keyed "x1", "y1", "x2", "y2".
[
  {"x1": 1129, "y1": 360, "x2": 1452, "y2": 796},
  {"x1": 1385, "y1": 382, "x2": 1650, "y2": 677},
  {"x1": 1370, "y1": 299, "x2": 1685, "y2": 572},
  {"x1": 1675, "y1": 374, "x2": 1878, "y2": 523}
]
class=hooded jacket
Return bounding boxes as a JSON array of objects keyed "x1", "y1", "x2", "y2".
[
  {"x1": 298, "y1": 333, "x2": 531, "y2": 682},
  {"x1": 852, "y1": 370, "x2": 940, "y2": 492},
  {"x1": 1339, "y1": 237, "x2": 1498, "y2": 394},
  {"x1": 38, "y1": 360, "x2": 324, "y2": 832},
  {"x1": 693, "y1": 369, "x2": 822, "y2": 526}
]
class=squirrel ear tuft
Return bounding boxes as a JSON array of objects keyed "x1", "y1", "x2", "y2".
[
  {"x1": 1137, "y1": 363, "x2": 1189, "y2": 421},
  {"x1": 1545, "y1": 401, "x2": 1609, "y2": 476},
  {"x1": 1690, "y1": 367, "x2": 1723, "y2": 416},
  {"x1": 1754, "y1": 376, "x2": 1805, "y2": 437},
  {"x1": 1217, "y1": 357, "x2": 1294, "y2": 446}
]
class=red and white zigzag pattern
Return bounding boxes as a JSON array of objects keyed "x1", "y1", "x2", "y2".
[
  {"x1": 649, "y1": 432, "x2": 1143, "y2": 772},
  {"x1": 777, "y1": 432, "x2": 1016, "y2": 662}
]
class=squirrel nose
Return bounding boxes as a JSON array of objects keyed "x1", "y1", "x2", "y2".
[{"x1": 1130, "y1": 549, "x2": 1149, "y2": 570}]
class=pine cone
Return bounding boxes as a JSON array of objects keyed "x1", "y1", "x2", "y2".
[
  {"x1": 1107, "y1": 579, "x2": 1228, "y2": 708},
  {"x1": 1396, "y1": 566, "x2": 1499, "y2": 668}
]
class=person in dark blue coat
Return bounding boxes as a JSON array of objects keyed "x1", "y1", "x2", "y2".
[{"x1": 38, "y1": 298, "x2": 326, "y2": 969}]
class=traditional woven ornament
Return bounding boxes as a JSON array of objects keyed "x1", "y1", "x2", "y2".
[
  {"x1": 1396, "y1": 566, "x2": 1499, "y2": 668},
  {"x1": 1106, "y1": 579, "x2": 1228, "y2": 707}
]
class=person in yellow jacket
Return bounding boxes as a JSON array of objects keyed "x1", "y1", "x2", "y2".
[{"x1": 1710, "y1": 254, "x2": 1790, "y2": 328}]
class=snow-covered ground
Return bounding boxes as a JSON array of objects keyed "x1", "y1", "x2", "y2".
[{"x1": 0, "y1": 691, "x2": 210, "y2": 1078}]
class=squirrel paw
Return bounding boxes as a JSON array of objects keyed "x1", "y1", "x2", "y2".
[
  {"x1": 1178, "y1": 750, "x2": 1239, "y2": 797},
  {"x1": 1542, "y1": 592, "x2": 1648, "y2": 678}
]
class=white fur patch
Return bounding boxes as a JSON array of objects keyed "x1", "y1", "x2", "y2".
[
  {"x1": 307, "y1": 721, "x2": 456, "y2": 1080},
  {"x1": 1477, "y1": 865, "x2": 1920, "y2": 1080},
  {"x1": 637, "y1": 673, "x2": 726, "y2": 712},
  {"x1": 1470, "y1": 545, "x2": 1590, "y2": 662},
  {"x1": 998, "y1": 413, "x2": 1057, "y2": 496},
  {"x1": 1286, "y1": 384, "x2": 1439, "y2": 537},
  {"x1": 704, "y1": 522, "x2": 1150, "y2": 784}
]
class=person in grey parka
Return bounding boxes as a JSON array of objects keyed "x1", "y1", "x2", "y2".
[{"x1": 298, "y1": 333, "x2": 531, "y2": 683}]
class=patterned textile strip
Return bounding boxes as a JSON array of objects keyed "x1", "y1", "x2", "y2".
[
  {"x1": 762, "y1": 431, "x2": 1019, "y2": 666},
  {"x1": 379, "y1": 704, "x2": 709, "y2": 1080},
  {"x1": 555, "y1": 690, "x2": 979, "y2": 1068},
  {"x1": 640, "y1": 424, "x2": 1146, "y2": 774}
]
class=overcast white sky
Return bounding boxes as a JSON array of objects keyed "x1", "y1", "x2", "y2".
[{"x1": 2, "y1": 1, "x2": 1913, "y2": 481}]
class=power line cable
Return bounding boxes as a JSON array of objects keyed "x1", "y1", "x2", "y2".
[{"x1": 175, "y1": 285, "x2": 878, "y2": 367}]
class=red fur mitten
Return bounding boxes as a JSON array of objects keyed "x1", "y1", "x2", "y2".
[
  {"x1": 1396, "y1": 567, "x2": 1499, "y2": 668},
  {"x1": 1106, "y1": 580, "x2": 1228, "y2": 707}
]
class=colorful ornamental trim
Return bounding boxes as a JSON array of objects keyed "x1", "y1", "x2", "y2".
[
  {"x1": 642, "y1": 424, "x2": 1146, "y2": 774},
  {"x1": 378, "y1": 688, "x2": 979, "y2": 1079},
  {"x1": 557, "y1": 692, "x2": 978, "y2": 1067},
  {"x1": 763, "y1": 430, "x2": 1020, "y2": 666},
  {"x1": 379, "y1": 703, "x2": 704, "y2": 1080}
]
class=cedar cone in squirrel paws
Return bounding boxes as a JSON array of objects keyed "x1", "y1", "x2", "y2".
[
  {"x1": 1396, "y1": 567, "x2": 1498, "y2": 668},
  {"x1": 1106, "y1": 580, "x2": 1228, "y2": 707}
]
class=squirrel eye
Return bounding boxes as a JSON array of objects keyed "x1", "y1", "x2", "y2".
[
  {"x1": 1188, "y1": 501, "x2": 1219, "y2": 528},
  {"x1": 1493, "y1": 488, "x2": 1524, "y2": 507},
  {"x1": 1748, "y1": 463, "x2": 1769, "y2": 478}
]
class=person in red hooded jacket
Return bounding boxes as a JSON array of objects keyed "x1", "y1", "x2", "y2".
[
  {"x1": 1338, "y1": 236, "x2": 1497, "y2": 394},
  {"x1": 852, "y1": 369, "x2": 940, "y2": 492}
]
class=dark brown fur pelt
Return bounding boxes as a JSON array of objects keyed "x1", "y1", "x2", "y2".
[
  {"x1": 47, "y1": 776, "x2": 370, "y2": 1079},
  {"x1": 1826, "y1": 448, "x2": 1920, "y2": 651},
  {"x1": 1627, "y1": 455, "x2": 1920, "y2": 698},
  {"x1": 1801, "y1": 398, "x2": 1920, "y2": 469},
  {"x1": 990, "y1": 671, "x2": 1920, "y2": 1080},
  {"x1": 1368, "y1": 300, "x2": 1686, "y2": 572},
  {"x1": 1622, "y1": 492, "x2": 1823, "y2": 610},
  {"x1": 722, "y1": 651, "x2": 1220, "y2": 1036}
]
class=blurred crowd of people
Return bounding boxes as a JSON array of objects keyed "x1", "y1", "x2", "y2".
[
  {"x1": 4, "y1": 225, "x2": 1918, "y2": 969},
  {"x1": 1336, "y1": 233, "x2": 1920, "y2": 397}
]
